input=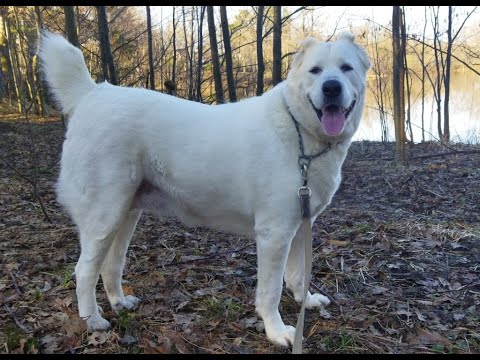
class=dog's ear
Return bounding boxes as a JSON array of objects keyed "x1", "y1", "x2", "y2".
[
  {"x1": 338, "y1": 32, "x2": 355, "y2": 43},
  {"x1": 290, "y1": 37, "x2": 319, "y2": 72},
  {"x1": 338, "y1": 32, "x2": 371, "y2": 71}
]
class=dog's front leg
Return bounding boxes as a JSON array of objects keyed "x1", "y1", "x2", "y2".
[
  {"x1": 284, "y1": 224, "x2": 330, "y2": 308},
  {"x1": 254, "y1": 226, "x2": 295, "y2": 347}
]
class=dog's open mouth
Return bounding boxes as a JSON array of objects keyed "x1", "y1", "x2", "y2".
[{"x1": 309, "y1": 98, "x2": 356, "y2": 136}]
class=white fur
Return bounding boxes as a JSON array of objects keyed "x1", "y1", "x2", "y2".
[{"x1": 38, "y1": 31, "x2": 370, "y2": 347}]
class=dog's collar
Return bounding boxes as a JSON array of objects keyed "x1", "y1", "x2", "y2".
[{"x1": 286, "y1": 107, "x2": 333, "y2": 186}]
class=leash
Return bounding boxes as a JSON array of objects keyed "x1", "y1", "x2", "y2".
[{"x1": 288, "y1": 110, "x2": 332, "y2": 354}]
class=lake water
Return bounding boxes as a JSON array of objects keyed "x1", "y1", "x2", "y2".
[{"x1": 354, "y1": 71, "x2": 480, "y2": 143}]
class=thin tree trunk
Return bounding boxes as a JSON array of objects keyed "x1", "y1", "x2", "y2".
[
  {"x1": 4, "y1": 10, "x2": 22, "y2": 112},
  {"x1": 195, "y1": 6, "x2": 205, "y2": 102},
  {"x1": 431, "y1": 6, "x2": 442, "y2": 140},
  {"x1": 13, "y1": 7, "x2": 39, "y2": 114},
  {"x1": 181, "y1": 6, "x2": 192, "y2": 100},
  {"x1": 401, "y1": 7, "x2": 413, "y2": 143},
  {"x1": 146, "y1": 6, "x2": 155, "y2": 90},
  {"x1": 420, "y1": 6, "x2": 427, "y2": 142},
  {"x1": 443, "y1": 6, "x2": 452, "y2": 144},
  {"x1": 256, "y1": 6, "x2": 265, "y2": 96},
  {"x1": 64, "y1": 6, "x2": 79, "y2": 48},
  {"x1": 392, "y1": 6, "x2": 406, "y2": 164},
  {"x1": 171, "y1": 6, "x2": 177, "y2": 95},
  {"x1": 189, "y1": 6, "x2": 195, "y2": 100},
  {"x1": 96, "y1": 6, "x2": 117, "y2": 85},
  {"x1": 220, "y1": 6, "x2": 236, "y2": 102},
  {"x1": 0, "y1": 7, "x2": 15, "y2": 103},
  {"x1": 34, "y1": 6, "x2": 46, "y2": 114},
  {"x1": 272, "y1": 6, "x2": 282, "y2": 86},
  {"x1": 207, "y1": 6, "x2": 224, "y2": 104}
]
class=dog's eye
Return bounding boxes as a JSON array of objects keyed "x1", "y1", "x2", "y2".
[
  {"x1": 309, "y1": 66, "x2": 322, "y2": 74},
  {"x1": 341, "y1": 64, "x2": 353, "y2": 72}
]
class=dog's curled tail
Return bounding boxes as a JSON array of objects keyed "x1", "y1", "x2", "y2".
[{"x1": 38, "y1": 31, "x2": 96, "y2": 115}]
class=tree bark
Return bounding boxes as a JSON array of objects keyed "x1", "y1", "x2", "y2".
[
  {"x1": 171, "y1": 6, "x2": 177, "y2": 95},
  {"x1": 392, "y1": 6, "x2": 406, "y2": 164},
  {"x1": 195, "y1": 6, "x2": 205, "y2": 102},
  {"x1": 0, "y1": 7, "x2": 15, "y2": 101},
  {"x1": 220, "y1": 6, "x2": 236, "y2": 102},
  {"x1": 272, "y1": 6, "x2": 282, "y2": 86},
  {"x1": 443, "y1": 6, "x2": 452, "y2": 144},
  {"x1": 146, "y1": 6, "x2": 155, "y2": 90},
  {"x1": 64, "y1": 6, "x2": 79, "y2": 48},
  {"x1": 207, "y1": 6, "x2": 224, "y2": 104},
  {"x1": 96, "y1": 6, "x2": 117, "y2": 85},
  {"x1": 256, "y1": 6, "x2": 265, "y2": 96}
]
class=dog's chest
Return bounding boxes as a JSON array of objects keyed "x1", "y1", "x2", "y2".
[{"x1": 305, "y1": 151, "x2": 346, "y2": 216}]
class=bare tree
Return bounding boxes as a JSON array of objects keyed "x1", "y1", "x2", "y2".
[
  {"x1": 146, "y1": 6, "x2": 155, "y2": 90},
  {"x1": 272, "y1": 6, "x2": 282, "y2": 86},
  {"x1": 96, "y1": 6, "x2": 117, "y2": 85},
  {"x1": 64, "y1": 6, "x2": 79, "y2": 48},
  {"x1": 0, "y1": 7, "x2": 15, "y2": 103},
  {"x1": 207, "y1": 6, "x2": 224, "y2": 104},
  {"x1": 392, "y1": 6, "x2": 406, "y2": 164},
  {"x1": 256, "y1": 6, "x2": 265, "y2": 96},
  {"x1": 443, "y1": 6, "x2": 477, "y2": 143},
  {"x1": 220, "y1": 6, "x2": 237, "y2": 102},
  {"x1": 195, "y1": 6, "x2": 206, "y2": 102}
]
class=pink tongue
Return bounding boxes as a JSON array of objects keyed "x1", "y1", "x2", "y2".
[{"x1": 321, "y1": 109, "x2": 345, "y2": 136}]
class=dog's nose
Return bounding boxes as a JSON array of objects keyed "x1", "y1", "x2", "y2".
[{"x1": 322, "y1": 80, "x2": 342, "y2": 98}]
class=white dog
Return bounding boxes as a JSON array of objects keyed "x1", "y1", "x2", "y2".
[{"x1": 39, "y1": 31, "x2": 370, "y2": 347}]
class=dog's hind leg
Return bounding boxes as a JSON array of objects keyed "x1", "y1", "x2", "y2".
[
  {"x1": 75, "y1": 226, "x2": 119, "y2": 331},
  {"x1": 284, "y1": 225, "x2": 330, "y2": 309},
  {"x1": 101, "y1": 209, "x2": 142, "y2": 313},
  {"x1": 73, "y1": 193, "x2": 135, "y2": 331}
]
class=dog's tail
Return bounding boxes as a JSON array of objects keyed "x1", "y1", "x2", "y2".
[{"x1": 38, "y1": 31, "x2": 96, "y2": 115}]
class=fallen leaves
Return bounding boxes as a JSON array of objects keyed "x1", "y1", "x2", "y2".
[{"x1": 1, "y1": 121, "x2": 479, "y2": 354}]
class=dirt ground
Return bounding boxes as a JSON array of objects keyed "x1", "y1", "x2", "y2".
[{"x1": 1, "y1": 110, "x2": 479, "y2": 354}]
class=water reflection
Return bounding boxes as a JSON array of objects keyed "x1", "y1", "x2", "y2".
[{"x1": 355, "y1": 72, "x2": 480, "y2": 143}]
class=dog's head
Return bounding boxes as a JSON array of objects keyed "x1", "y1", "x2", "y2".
[{"x1": 284, "y1": 32, "x2": 371, "y2": 141}]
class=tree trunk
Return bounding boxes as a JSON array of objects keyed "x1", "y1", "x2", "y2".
[
  {"x1": 33, "y1": 6, "x2": 46, "y2": 114},
  {"x1": 189, "y1": 6, "x2": 195, "y2": 100},
  {"x1": 64, "y1": 6, "x2": 79, "y2": 48},
  {"x1": 0, "y1": 7, "x2": 15, "y2": 102},
  {"x1": 181, "y1": 6, "x2": 192, "y2": 100},
  {"x1": 443, "y1": 6, "x2": 452, "y2": 144},
  {"x1": 420, "y1": 7, "x2": 427, "y2": 142},
  {"x1": 207, "y1": 6, "x2": 224, "y2": 104},
  {"x1": 272, "y1": 6, "x2": 282, "y2": 86},
  {"x1": 96, "y1": 6, "x2": 117, "y2": 85},
  {"x1": 392, "y1": 6, "x2": 406, "y2": 164},
  {"x1": 4, "y1": 8, "x2": 23, "y2": 112},
  {"x1": 220, "y1": 6, "x2": 236, "y2": 102},
  {"x1": 195, "y1": 6, "x2": 205, "y2": 102},
  {"x1": 431, "y1": 6, "x2": 443, "y2": 140},
  {"x1": 256, "y1": 6, "x2": 265, "y2": 96},
  {"x1": 146, "y1": 6, "x2": 155, "y2": 90},
  {"x1": 401, "y1": 7, "x2": 413, "y2": 143},
  {"x1": 171, "y1": 6, "x2": 177, "y2": 95}
]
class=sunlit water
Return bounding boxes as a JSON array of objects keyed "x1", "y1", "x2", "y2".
[{"x1": 354, "y1": 71, "x2": 480, "y2": 144}]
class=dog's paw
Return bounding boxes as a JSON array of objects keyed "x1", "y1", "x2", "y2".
[
  {"x1": 86, "y1": 314, "x2": 111, "y2": 332},
  {"x1": 266, "y1": 325, "x2": 296, "y2": 347},
  {"x1": 305, "y1": 292, "x2": 330, "y2": 309},
  {"x1": 112, "y1": 295, "x2": 141, "y2": 312},
  {"x1": 123, "y1": 295, "x2": 141, "y2": 310}
]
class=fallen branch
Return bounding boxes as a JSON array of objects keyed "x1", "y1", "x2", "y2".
[{"x1": 4, "y1": 305, "x2": 32, "y2": 334}]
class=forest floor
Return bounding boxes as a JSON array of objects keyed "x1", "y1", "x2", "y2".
[{"x1": 1, "y1": 105, "x2": 479, "y2": 354}]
